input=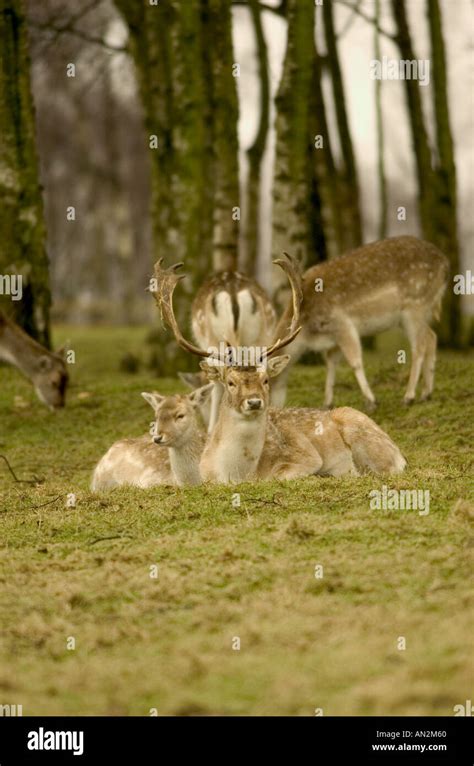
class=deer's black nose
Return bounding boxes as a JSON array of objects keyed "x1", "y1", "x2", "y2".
[
  {"x1": 247, "y1": 398, "x2": 263, "y2": 410},
  {"x1": 153, "y1": 435, "x2": 163, "y2": 444}
]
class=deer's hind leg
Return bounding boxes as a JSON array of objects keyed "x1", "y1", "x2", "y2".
[
  {"x1": 401, "y1": 311, "x2": 431, "y2": 404},
  {"x1": 270, "y1": 433, "x2": 323, "y2": 480},
  {"x1": 323, "y1": 347, "x2": 342, "y2": 408},
  {"x1": 420, "y1": 327, "x2": 437, "y2": 401},
  {"x1": 331, "y1": 319, "x2": 377, "y2": 410}
]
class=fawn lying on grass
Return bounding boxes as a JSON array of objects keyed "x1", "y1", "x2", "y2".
[{"x1": 91, "y1": 385, "x2": 212, "y2": 490}]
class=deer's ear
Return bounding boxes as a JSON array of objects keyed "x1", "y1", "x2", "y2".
[
  {"x1": 267, "y1": 355, "x2": 291, "y2": 378},
  {"x1": 199, "y1": 360, "x2": 223, "y2": 381},
  {"x1": 141, "y1": 391, "x2": 164, "y2": 410},
  {"x1": 188, "y1": 382, "x2": 213, "y2": 408}
]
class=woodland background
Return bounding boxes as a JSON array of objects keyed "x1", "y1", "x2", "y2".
[{"x1": 0, "y1": 0, "x2": 473, "y2": 373}]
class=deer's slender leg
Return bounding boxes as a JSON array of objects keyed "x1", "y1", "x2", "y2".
[
  {"x1": 401, "y1": 311, "x2": 428, "y2": 403},
  {"x1": 332, "y1": 320, "x2": 377, "y2": 408},
  {"x1": 420, "y1": 327, "x2": 437, "y2": 400},
  {"x1": 323, "y1": 347, "x2": 342, "y2": 408}
]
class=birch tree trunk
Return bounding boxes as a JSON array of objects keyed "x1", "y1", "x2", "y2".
[
  {"x1": 0, "y1": 0, "x2": 51, "y2": 346},
  {"x1": 242, "y1": 0, "x2": 270, "y2": 276}
]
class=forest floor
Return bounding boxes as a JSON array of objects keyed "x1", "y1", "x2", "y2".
[{"x1": 0, "y1": 326, "x2": 473, "y2": 716}]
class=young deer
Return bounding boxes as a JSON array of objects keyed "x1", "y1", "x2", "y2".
[
  {"x1": 151, "y1": 257, "x2": 405, "y2": 484},
  {"x1": 91, "y1": 384, "x2": 212, "y2": 490},
  {"x1": 190, "y1": 271, "x2": 276, "y2": 431},
  {"x1": 270, "y1": 236, "x2": 449, "y2": 409},
  {"x1": 0, "y1": 310, "x2": 68, "y2": 410}
]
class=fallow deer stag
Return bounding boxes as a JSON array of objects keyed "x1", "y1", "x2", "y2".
[
  {"x1": 270, "y1": 236, "x2": 449, "y2": 410},
  {"x1": 151, "y1": 257, "x2": 405, "y2": 484},
  {"x1": 0, "y1": 310, "x2": 68, "y2": 410},
  {"x1": 189, "y1": 271, "x2": 276, "y2": 430},
  {"x1": 199, "y1": 356, "x2": 406, "y2": 483},
  {"x1": 91, "y1": 384, "x2": 212, "y2": 490}
]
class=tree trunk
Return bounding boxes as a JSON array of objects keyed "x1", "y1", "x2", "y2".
[
  {"x1": 392, "y1": 0, "x2": 461, "y2": 346},
  {"x1": 115, "y1": 0, "x2": 239, "y2": 372},
  {"x1": 374, "y1": 0, "x2": 387, "y2": 240},
  {"x1": 271, "y1": 0, "x2": 315, "y2": 302},
  {"x1": 391, "y1": 0, "x2": 437, "y2": 242},
  {"x1": 206, "y1": 0, "x2": 240, "y2": 272},
  {"x1": 322, "y1": 0, "x2": 362, "y2": 250},
  {"x1": 242, "y1": 0, "x2": 270, "y2": 277},
  {"x1": 427, "y1": 0, "x2": 461, "y2": 345},
  {"x1": 0, "y1": 0, "x2": 50, "y2": 346},
  {"x1": 309, "y1": 48, "x2": 343, "y2": 260}
]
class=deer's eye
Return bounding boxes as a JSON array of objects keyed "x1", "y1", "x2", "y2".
[
  {"x1": 228, "y1": 381, "x2": 235, "y2": 388},
  {"x1": 176, "y1": 413, "x2": 185, "y2": 420},
  {"x1": 263, "y1": 378, "x2": 269, "y2": 385}
]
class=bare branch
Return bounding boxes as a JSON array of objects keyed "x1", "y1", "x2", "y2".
[
  {"x1": 336, "y1": 0, "x2": 397, "y2": 42},
  {"x1": 31, "y1": 22, "x2": 127, "y2": 53},
  {"x1": 336, "y1": 0, "x2": 363, "y2": 40},
  {"x1": 232, "y1": 0, "x2": 287, "y2": 18}
]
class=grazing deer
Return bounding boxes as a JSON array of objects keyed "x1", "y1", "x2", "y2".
[
  {"x1": 150, "y1": 257, "x2": 405, "y2": 484},
  {"x1": 270, "y1": 236, "x2": 449, "y2": 409},
  {"x1": 0, "y1": 310, "x2": 68, "y2": 410},
  {"x1": 190, "y1": 271, "x2": 276, "y2": 431},
  {"x1": 91, "y1": 384, "x2": 212, "y2": 490}
]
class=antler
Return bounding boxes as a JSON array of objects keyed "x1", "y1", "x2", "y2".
[
  {"x1": 266, "y1": 252, "x2": 303, "y2": 356},
  {"x1": 150, "y1": 259, "x2": 216, "y2": 359}
]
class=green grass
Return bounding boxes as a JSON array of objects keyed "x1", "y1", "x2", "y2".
[{"x1": 0, "y1": 325, "x2": 473, "y2": 716}]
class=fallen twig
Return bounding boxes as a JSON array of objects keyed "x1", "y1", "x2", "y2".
[
  {"x1": 0, "y1": 454, "x2": 43, "y2": 485},
  {"x1": 89, "y1": 534, "x2": 134, "y2": 546}
]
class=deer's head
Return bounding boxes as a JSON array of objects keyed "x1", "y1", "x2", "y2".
[
  {"x1": 142, "y1": 384, "x2": 213, "y2": 446},
  {"x1": 200, "y1": 356, "x2": 290, "y2": 416},
  {"x1": 32, "y1": 349, "x2": 69, "y2": 410}
]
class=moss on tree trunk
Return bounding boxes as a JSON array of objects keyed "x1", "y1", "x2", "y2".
[
  {"x1": 0, "y1": 0, "x2": 51, "y2": 346},
  {"x1": 115, "y1": 0, "x2": 239, "y2": 372},
  {"x1": 271, "y1": 0, "x2": 316, "y2": 300}
]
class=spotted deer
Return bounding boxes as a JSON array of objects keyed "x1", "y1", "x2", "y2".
[
  {"x1": 199, "y1": 357, "x2": 406, "y2": 483},
  {"x1": 151, "y1": 258, "x2": 406, "y2": 484},
  {"x1": 0, "y1": 310, "x2": 68, "y2": 410},
  {"x1": 91, "y1": 384, "x2": 212, "y2": 490},
  {"x1": 190, "y1": 271, "x2": 276, "y2": 431},
  {"x1": 270, "y1": 236, "x2": 449, "y2": 410}
]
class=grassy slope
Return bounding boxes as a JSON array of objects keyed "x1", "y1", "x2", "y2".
[{"x1": 0, "y1": 326, "x2": 472, "y2": 716}]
